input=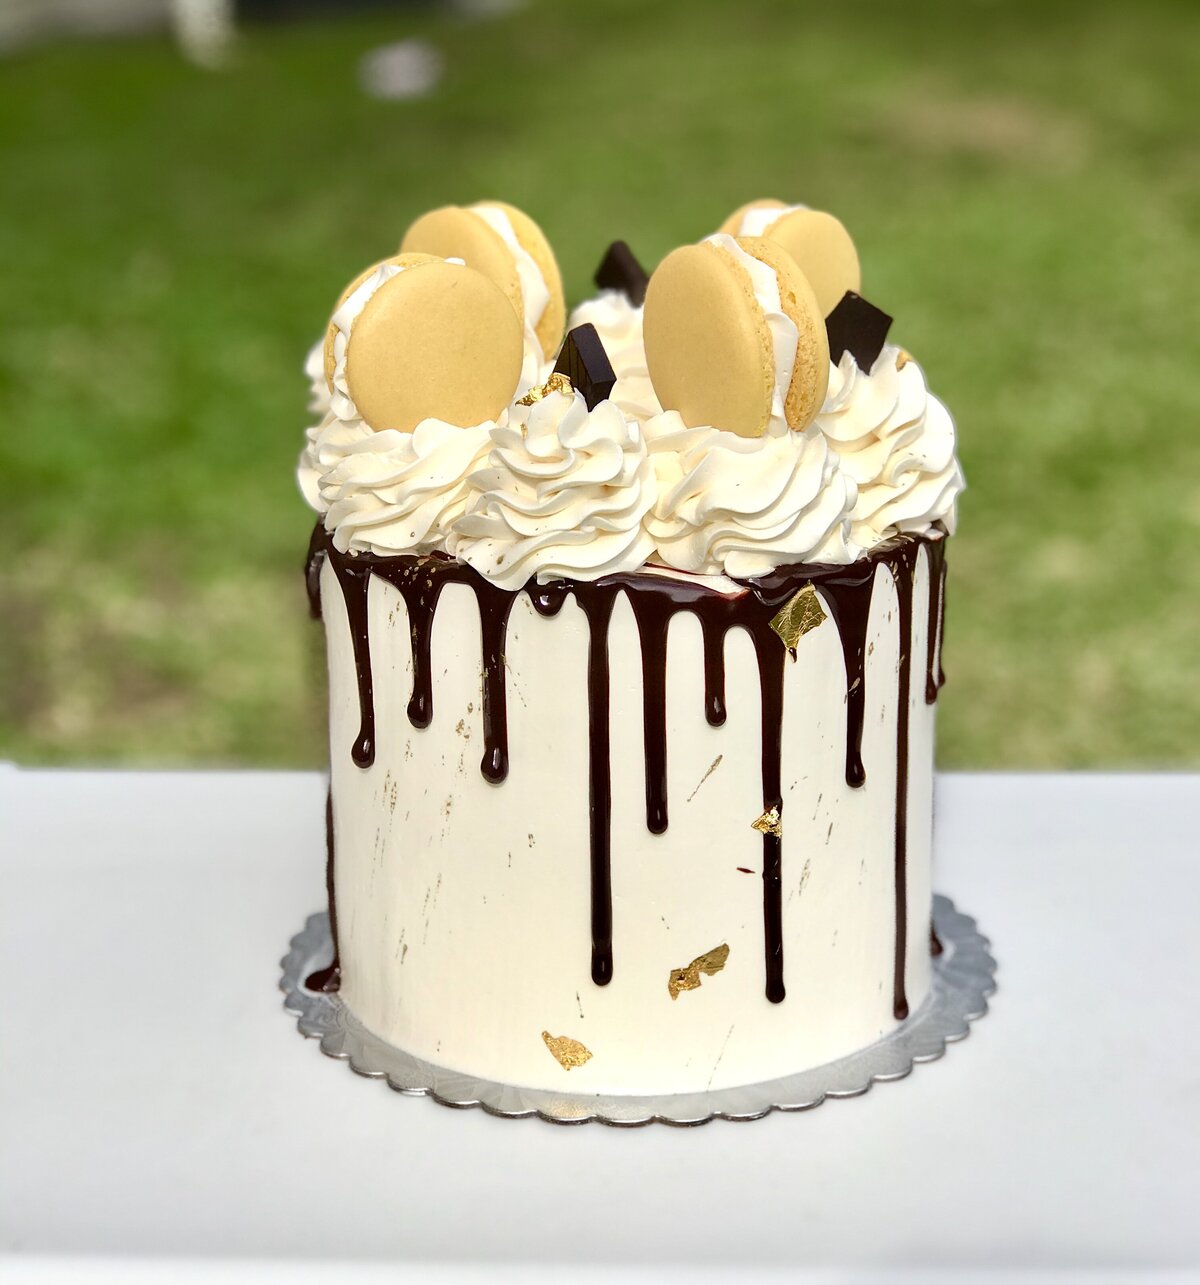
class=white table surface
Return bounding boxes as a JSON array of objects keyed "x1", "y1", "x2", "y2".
[{"x1": 1, "y1": 765, "x2": 1198, "y2": 1282}]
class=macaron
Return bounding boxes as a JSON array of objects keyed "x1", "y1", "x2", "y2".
[
  {"x1": 643, "y1": 234, "x2": 830, "y2": 439},
  {"x1": 323, "y1": 254, "x2": 524, "y2": 434},
  {"x1": 399, "y1": 202, "x2": 566, "y2": 358},
  {"x1": 719, "y1": 200, "x2": 861, "y2": 316}
]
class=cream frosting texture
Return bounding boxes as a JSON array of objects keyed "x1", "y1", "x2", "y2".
[
  {"x1": 454, "y1": 389, "x2": 657, "y2": 592},
  {"x1": 300, "y1": 415, "x2": 492, "y2": 556},
  {"x1": 643, "y1": 412, "x2": 858, "y2": 578},
  {"x1": 815, "y1": 346, "x2": 964, "y2": 548}
]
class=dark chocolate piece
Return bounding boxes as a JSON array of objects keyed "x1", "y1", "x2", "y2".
[
  {"x1": 825, "y1": 291, "x2": 893, "y2": 372},
  {"x1": 553, "y1": 324, "x2": 616, "y2": 411},
  {"x1": 594, "y1": 240, "x2": 650, "y2": 306}
]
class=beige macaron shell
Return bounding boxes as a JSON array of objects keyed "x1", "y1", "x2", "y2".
[
  {"x1": 400, "y1": 207, "x2": 525, "y2": 326},
  {"x1": 643, "y1": 241, "x2": 776, "y2": 439},
  {"x1": 323, "y1": 253, "x2": 440, "y2": 389},
  {"x1": 759, "y1": 208, "x2": 861, "y2": 316},
  {"x1": 736, "y1": 236, "x2": 830, "y2": 432},
  {"x1": 717, "y1": 198, "x2": 789, "y2": 237},
  {"x1": 343, "y1": 260, "x2": 523, "y2": 433},
  {"x1": 485, "y1": 201, "x2": 566, "y2": 357}
]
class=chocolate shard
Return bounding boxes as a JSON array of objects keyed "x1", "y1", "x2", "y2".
[
  {"x1": 825, "y1": 291, "x2": 894, "y2": 372},
  {"x1": 553, "y1": 324, "x2": 617, "y2": 411},
  {"x1": 594, "y1": 240, "x2": 649, "y2": 307}
]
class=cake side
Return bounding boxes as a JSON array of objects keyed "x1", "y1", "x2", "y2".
[{"x1": 309, "y1": 528, "x2": 943, "y2": 1095}]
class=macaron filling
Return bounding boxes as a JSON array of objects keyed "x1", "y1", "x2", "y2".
[
  {"x1": 471, "y1": 203, "x2": 551, "y2": 344},
  {"x1": 736, "y1": 202, "x2": 805, "y2": 238},
  {"x1": 705, "y1": 233, "x2": 799, "y2": 430}
]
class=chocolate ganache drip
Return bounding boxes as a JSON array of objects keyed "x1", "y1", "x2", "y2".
[{"x1": 306, "y1": 526, "x2": 948, "y2": 1007}]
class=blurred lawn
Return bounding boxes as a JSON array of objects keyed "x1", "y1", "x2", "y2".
[{"x1": 1, "y1": 0, "x2": 1198, "y2": 769}]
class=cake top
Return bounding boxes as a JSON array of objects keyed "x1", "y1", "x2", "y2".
[{"x1": 299, "y1": 199, "x2": 964, "y2": 583}]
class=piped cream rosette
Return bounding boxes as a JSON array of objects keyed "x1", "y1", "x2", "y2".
[
  {"x1": 453, "y1": 380, "x2": 657, "y2": 592},
  {"x1": 815, "y1": 347, "x2": 965, "y2": 549}
]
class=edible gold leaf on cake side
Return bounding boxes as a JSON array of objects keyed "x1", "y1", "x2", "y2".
[
  {"x1": 751, "y1": 806, "x2": 783, "y2": 837},
  {"x1": 541, "y1": 1030, "x2": 593, "y2": 1070},
  {"x1": 769, "y1": 585, "x2": 827, "y2": 651},
  {"x1": 668, "y1": 942, "x2": 731, "y2": 1000}
]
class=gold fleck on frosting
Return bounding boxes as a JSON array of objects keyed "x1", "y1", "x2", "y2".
[
  {"x1": 541, "y1": 1030, "x2": 593, "y2": 1070},
  {"x1": 668, "y1": 942, "x2": 731, "y2": 1000},
  {"x1": 895, "y1": 349, "x2": 911, "y2": 369},
  {"x1": 516, "y1": 372, "x2": 573, "y2": 406},
  {"x1": 769, "y1": 585, "x2": 827, "y2": 651},
  {"x1": 752, "y1": 806, "x2": 782, "y2": 838}
]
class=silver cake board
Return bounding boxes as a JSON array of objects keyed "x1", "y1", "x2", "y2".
[{"x1": 280, "y1": 893, "x2": 996, "y2": 1127}]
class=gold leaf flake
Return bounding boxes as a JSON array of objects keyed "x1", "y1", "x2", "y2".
[
  {"x1": 751, "y1": 806, "x2": 782, "y2": 838},
  {"x1": 769, "y1": 585, "x2": 827, "y2": 651},
  {"x1": 541, "y1": 1030, "x2": 593, "y2": 1070},
  {"x1": 896, "y1": 349, "x2": 912, "y2": 369},
  {"x1": 516, "y1": 372, "x2": 573, "y2": 406},
  {"x1": 668, "y1": 942, "x2": 731, "y2": 1000}
]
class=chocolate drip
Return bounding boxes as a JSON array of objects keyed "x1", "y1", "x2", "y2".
[
  {"x1": 397, "y1": 569, "x2": 448, "y2": 731},
  {"x1": 305, "y1": 787, "x2": 341, "y2": 991},
  {"x1": 629, "y1": 597, "x2": 671, "y2": 834},
  {"x1": 924, "y1": 538, "x2": 947, "y2": 704},
  {"x1": 329, "y1": 554, "x2": 376, "y2": 768},
  {"x1": 579, "y1": 589, "x2": 618, "y2": 985},
  {"x1": 930, "y1": 923, "x2": 944, "y2": 957},
  {"x1": 702, "y1": 622, "x2": 728, "y2": 726},
  {"x1": 305, "y1": 523, "x2": 327, "y2": 620},
  {"x1": 753, "y1": 629, "x2": 787, "y2": 1004},
  {"x1": 815, "y1": 562, "x2": 878, "y2": 789},
  {"x1": 475, "y1": 581, "x2": 516, "y2": 784},
  {"x1": 311, "y1": 526, "x2": 941, "y2": 1010},
  {"x1": 891, "y1": 544, "x2": 919, "y2": 1021}
]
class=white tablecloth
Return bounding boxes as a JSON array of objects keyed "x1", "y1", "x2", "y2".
[{"x1": 2, "y1": 766, "x2": 1197, "y2": 1281}]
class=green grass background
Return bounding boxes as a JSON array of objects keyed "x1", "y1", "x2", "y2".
[{"x1": 2, "y1": 0, "x2": 1198, "y2": 769}]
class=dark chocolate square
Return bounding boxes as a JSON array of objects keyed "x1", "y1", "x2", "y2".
[
  {"x1": 825, "y1": 292, "x2": 893, "y2": 372},
  {"x1": 554, "y1": 324, "x2": 617, "y2": 411},
  {"x1": 594, "y1": 241, "x2": 649, "y2": 307}
]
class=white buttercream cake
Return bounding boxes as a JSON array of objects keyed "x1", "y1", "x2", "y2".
[{"x1": 296, "y1": 203, "x2": 964, "y2": 1097}]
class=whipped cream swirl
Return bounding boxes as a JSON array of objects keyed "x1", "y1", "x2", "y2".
[
  {"x1": 454, "y1": 389, "x2": 657, "y2": 592},
  {"x1": 567, "y1": 291, "x2": 661, "y2": 424},
  {"x1": 643, "y1": 413, "x2": 858, "y2": 578},
  {"x1": 814, "y1": 346, "x2": 964, "y2": 548},
  {"x1": 299, "y1": 415, "x2": 492, "y2": 557}
]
